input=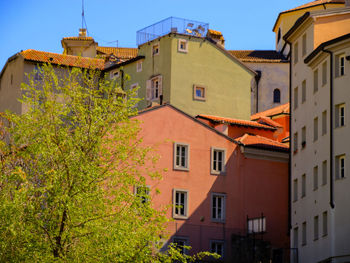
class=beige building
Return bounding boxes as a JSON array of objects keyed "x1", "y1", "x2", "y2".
[{"x1": 285, "y1": 6, "x2": 350, "y2": 263}]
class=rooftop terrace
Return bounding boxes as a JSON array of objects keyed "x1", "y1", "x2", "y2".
[{"x1": 136, "y1": 17, "x2": 209, "y2": 46}]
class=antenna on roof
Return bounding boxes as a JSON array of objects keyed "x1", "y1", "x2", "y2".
[
  {"x1": 80, "y1": 0, "x2": 89, "y2": 36},
  {"x1": 82, "y1": 0, "x2": 85, "y2": 29}
]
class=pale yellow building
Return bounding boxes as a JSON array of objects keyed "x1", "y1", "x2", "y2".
[{"x1": 284, "y1": 6, "x2": 350, "y2": 263}]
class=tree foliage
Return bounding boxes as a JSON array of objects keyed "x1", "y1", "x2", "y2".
[{"x1": 0, "y1": 65, "x2": 215, "y2": 262}]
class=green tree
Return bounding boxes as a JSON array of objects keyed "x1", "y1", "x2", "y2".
[{"x1": 0, "y1": 64, "x2": 215, "y2": 262}]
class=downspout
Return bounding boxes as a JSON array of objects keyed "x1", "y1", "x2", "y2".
[
  {"x1": 255, "y1": 70, "x2": 262, "y2": 113},
  {"x1": 322, "y1": 49, "x2": 335, "y2": 209},
  {"x1": 285, "y1": 39, "x2": 292, "y2": 236},
  {"x1": 121, "y1": 69, "x2": 125, "y2": 91}
]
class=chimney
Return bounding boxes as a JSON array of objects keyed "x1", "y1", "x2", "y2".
[
  {"x1": 206, "y1": 29, "x2": 225, "y2": 48},
  {"x1": 79, "y1": 28, "x2": 87, "y2": 37}
]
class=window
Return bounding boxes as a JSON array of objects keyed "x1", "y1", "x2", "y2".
[
  {"x1": 211, "y1": 193, "x2": 226, "y2": 222},
  {"x1": 302, "y1": 34, "x2": 307, "y2": 57},
  {"x1": 178, "y1": 39, "x2": 188, "y2": 53},
  {"x1": 146, "y1": 75, "x2": 162, "y2": 101},
  {"x1": 323, "y1": 211, "x2": 328, "y2": 236},
  {"x1": 247, "y1": 216, "x2": 266, "y2": 234},
  {"x1": 335, "y1": 54, "x2": 345, "y2": 77},
  {"x1": 211, "y1": 147, "x2": 226, "y2": 175},
  {"x1": 173, "y1": 237, "x2": 188, "y2": 254},
  {"x1": 336, "y1": 104, "x2": 345, "y2": 127},
  {"x1": 135, "y1": 186, "x2": 150, "y2": 204},
  {"x1": 313, "y1": 69, "x2": 318, "y2": 93},
  {"x1": 110, "y1": 70, "x2": 120, "y2": 79},
  {"x1": 322, "y1": 111, "x2": 327, "y2": 135},
  {"x1": 313, "y1": 166, "x2": 318, "y2": 190},
  {"x1": 193, "y1": 85, "x2": 206, "y2": 101},
  {"x1": 152, "y1": 43, "x2": 159, "y2": 56},
  {"x1": 210, "y1": 241, "x2": 224, "y2": 258},
  {"x1": 294, "y1": 42, "x2": 299, "y2": 64},
  {"x1": 301, "y1": 174, "x2": 306, "y2": 198},
  {"x1": 302, "y1": 80, "x2": 306, "y2": 103},
  {"x1": 293, "y1": 179, "x2": 298, "y2": 202},
  {"x1": 322, "y1": 61, "x2": 327, "y2": 86},
  {"x1": 293, "y1": 227, "x2": 299, "y2": 248},
  {"x1": 322, "y1": 160, "x2": 327, "y2": 185},
  {"x1": 294, "y1": 87, "x2": 298, "y2": 109},
  {"x1": 314, "y1": 117, "x2": 318, "y2": 141},
  {"x1": 336, "y1": 155, "x2": 345, "y2": 179},
  {"x1": 301, "y1": 126, "x2": 306, "y2": 148},
  {"x1": 302, "y1": 222, "x2": 307, "y2": 246},
  {"x1": 10, "y1": 74, "x2": 13, "y2": 85},
  {"x1": 293, "y1": 132, "x2": 298, "y2": 153},
  {"x1": 314, "y1": 216, "x2": 319, "y2": 240},
  {"x1": 173, "y1": 189, "x2": 188, "y2": 219},
  {"x1": 273, "y1": 89, "x2": 281, "y2": 103},
  {"x1": 34, "y1": 65, "x2": 42, "y2": 81},
  {"x1": 136, "y1": 60, "x2": 142, "y2": 72},
  {"x1": 173, "y1": 143, "x2": 189, "y2": 171}
]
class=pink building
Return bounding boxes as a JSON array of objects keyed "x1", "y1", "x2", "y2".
[{"x1": 134, "y1": 104, "x2": 289, "y2": 261}]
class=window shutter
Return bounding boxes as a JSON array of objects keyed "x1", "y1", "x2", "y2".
[
  {"x1": 146, "y1": 80, "x2": 151, "y2": 100},
  {"x1": 158, "y1": 75, "x2": 163, "y2": 96}
]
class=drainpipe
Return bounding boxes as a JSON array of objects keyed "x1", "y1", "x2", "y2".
[
  {"x1": 322, "y1": 49, "x2": 335, "y2": 209},
  {"x1": 121, "y1": 69, "x2": 125, "y2": 91},
  {"x1": 255, "y1": 70, "x2": 262, "y2": 113}
]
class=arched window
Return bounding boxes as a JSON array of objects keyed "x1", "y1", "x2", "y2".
[
  {"x1": 277, "y1": 28, "x2": 281, "y2": 44},
  {"x1": 273, "y1": 89, "x2": 281, "y2": 103}
]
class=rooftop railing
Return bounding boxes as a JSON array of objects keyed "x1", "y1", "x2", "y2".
[{"x1": 136, "y1": 17, "x2": 209, "y2": 46}]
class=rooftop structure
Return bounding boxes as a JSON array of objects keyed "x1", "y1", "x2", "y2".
[{"x1": 136, "y1": 17, "x2": 209, "y2": 46}]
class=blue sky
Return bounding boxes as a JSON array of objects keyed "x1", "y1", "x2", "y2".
[{"x1": 0, "y1": 0, "x2": 308, "y2": 69}]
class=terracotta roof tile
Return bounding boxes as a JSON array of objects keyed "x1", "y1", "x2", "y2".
[
  {"x1": 256, "y1": 116, "x2": 283, "y2": 128},
  {"x1": 197, "y1": 114, "x2": 276, "y2": 130},
  {"x1": 20, "y1": 49, "x2": 105, "y2": 70},
  {"x1": 237, "y1": 134, "x2": 289, "y2": 151},
  {"x1": 283, "y1": 0, "x2": 344, "y2": 13},
  {"x1": 62, "y1": 36, "x2": 94, "y2": 41},
  {"x1": 96, "y1": 47, "x2": 138, "y2": 60},
  {"x1": 229, "y1": 50, "x2": 288, "y2": 63},
  {"x1": 207, "y1": 29, "x2": 224, "y2": 40},
  {"x1": 251, "y1": 103, "x2": 290, "y2": 120}
]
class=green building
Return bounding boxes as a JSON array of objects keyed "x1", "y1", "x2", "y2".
[{"x1": 104, "y1": 17, "x2": 256, "y2": 120}]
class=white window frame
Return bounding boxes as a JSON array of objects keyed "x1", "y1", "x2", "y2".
[
  {"x1": 146, "y1": 75, "x2": 162, "y2": 101},
  {"x1": 152, "y1": 42, "x2": 160, "y2": 56},
  {"x1": 193, "y1": 85, "x2": 206, "y2": 101},
  {"x1": 293, "y1": 179, "x2": 298, "y2": 202},
  {"x1": 340, "y1": 54, "x2": 345, "y2": 76},
  {"x1": 173, "y1": 142, "x2": 189, "y2": 171},
  {"x1": 173, "y1": 189, "x2": 189, "y2": 219},
  {"x1": 211, "y1": 193, "x2": 226, "y2": 222},
  {"x1": 134, "y1": 185, "x2": 150, "y2": 204},
  {"x1": 211, "y1": 147, "x2": 226, "y2": 175},
  {"x1": 136, "y1": 60, "x2": 142, "y2": 72},
  {"x1": 336, "y1": 154, "x2": 346, "y2": 179},
  {"x1": 173, "y1": 236, "x2": 188, "y2": 254},
  {"x1": 336, "y1": 104, "x2": 345, "y2": 128},
  {"x1": 178, "y1": 39, "x2": 188, "y2": 53},
  {"x1": 210, "y1": 240, "x2": 225, "y2": 258},
  {"x1": 301, "y1": 174, "x2": 306, "y2": 198}
]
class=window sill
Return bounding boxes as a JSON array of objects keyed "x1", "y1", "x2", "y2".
[
  {"x1": 211, "y1": 171, "x2": 226, "y2": 176},
  {"x1": 211, "y1": 219, "x2": 225, "y2": 224},
  {"x1": 173, "y1": 215, "x2": 188, "y2": 220},
  {"x1": 193, "y1": 97, "x2": 206, "y2": 101},
  {"x1": 173, "y1": 167, "x2": 189, "y2": 172},
  {"x1": 178, "y1": 49, "x2": 188, "y2": 53}
]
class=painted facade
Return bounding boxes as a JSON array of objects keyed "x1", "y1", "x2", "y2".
[
  {"x1": 285, "y1": 7, "x2": 350, "y2": 263},
  {"x1": 134, "y1": 104, "x2": 289, "y2": 261},
  {"x1": 105, "y1": 32, "x2": 255, "y2": 120}
]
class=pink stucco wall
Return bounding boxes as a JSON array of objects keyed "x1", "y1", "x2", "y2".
[{"x1": 133, "y1": 105, "x2": 289, "y2": 257}]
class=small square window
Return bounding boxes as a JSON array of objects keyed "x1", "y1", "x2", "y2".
[
  {"x1": 178, "y1": 39, "x2": 188, "y2": 53},
  {"x1": 110, "y1": 70, "x2": 120, "y2": 79},
  {"x1": 211, "y1": 193, "x2": 226, "y2": 222},
  {"x1": 193, "y1": 85, "x2": 206, "y2": 101},
  {"x1": 210, "y1": 240, "x2": 224, "y2": 258},
  {"x1": 136, "y1": 60, "x2": 142, "y2": 72},
  {"x1": 173, "y1": 189, "x2": 188, "y2": 219},
  {"x1": 152, "y1": 43, "x2": 159, "y2": 56},
  {"x1": 211, "y1": 147, "x2": 226, "y2": 175},
  {"x1": 173, "y1": 142, "x2": 189, "y2": 171}
]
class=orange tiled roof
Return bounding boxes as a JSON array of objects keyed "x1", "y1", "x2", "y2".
[
  {"x1": 283, "y1": 0, "x2": 344, "y2": 13},
  {"x1": 229, "y1": 50, "x2": 288, "y2": 63},
  {"x1": 251, "y1": 103, "x2": 290, "y2": 120},
  {"x1": 256, "y1": 116, "x2": 283, "y2": 128},
  {"x1": 207, "y1": 29, "x2": 224, "y2": 40},
  {"x1": 20, "y1": 49, "x2": 105, "y2": 70},
  {"x1": 96, "y1": 47, "x2": 138, "y2": 59},
  {"x1": 197, "y1": 114, "x2": 276, "y2": 130},
  {"x1": 237, "y1": 134, "x2": 289, "y2": 150}
]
